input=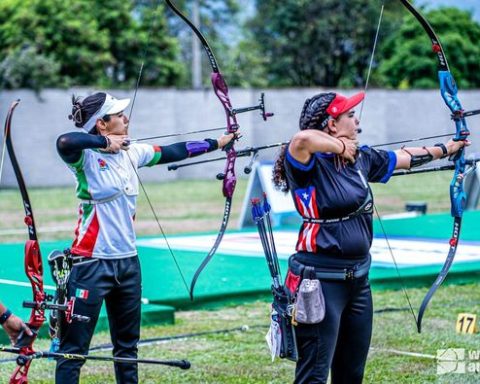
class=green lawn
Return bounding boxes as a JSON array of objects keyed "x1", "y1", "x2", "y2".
[
  {"x1": 0, "y1": 284, "x2": 478, "y2": 383},
  {"x1": 1, "y1": 172, "x2": 479, "y2": 383},
  {"x1": 0, "y1": 171, "x2": 454, "y2": 242}
]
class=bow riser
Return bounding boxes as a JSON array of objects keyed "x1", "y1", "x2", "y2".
[
  {"x1": 211, "y1": 73, "x2": 232, "y2": 109},
  {"x1": 222, "y1": 150, "x2": 237, "y2": 198},
  {"x1": 211, "y1": 72, "x2": 239, "y2": 199},
  {"x1": 24, "y1": 240, "x2": 46, "y2": 329},
  {"x1": 450, "y1": 159, "x2": 467, "y2": 218},
  {"x1": 11, "y1": 362, "x2": 31, "y2": 384}
]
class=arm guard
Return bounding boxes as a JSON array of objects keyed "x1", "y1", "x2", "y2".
[
  {"x1": 157, "y1": 139, "x2": 218, "y2": 164},
  {"x1": 410, "y1": 153, "x2": 434, "y2": 168}
]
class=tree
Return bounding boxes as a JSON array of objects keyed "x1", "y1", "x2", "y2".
[
  {"x1": 222, "y1": 38, "x2": 269, "y2": 88},
  {"x1": 163, "y1": 0, "x2": 241, "y2": 87},
  {"x1": 0, "y1": 46, "x2": 61, "y2": 94},
  {"x1": 95, "y1": 1, "x2": 185, "y2": 87},
  {"x1": 377, "y1": 7, "x2": 480, "y2": 89},
  {"x1": 244, "y1": 0, "x2": 393, "y2": 87},
  {"x1": 0, "y1": 0, "x2": 183, "y2": 89}
]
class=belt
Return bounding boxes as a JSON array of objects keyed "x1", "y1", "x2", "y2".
[
  {"x1": 289, "y1": 256, "x2": 370, "y2": 281},
  {"x1": 304, "y1": 216, "x2": 355, "y2": 224},
  {"x1": 80, "y1": 190, "x2": 124, "y2": 205},
  {"x1": 71, "y1": 256, "x2": 94, "y2": 265},
  {"x1": 303, "y1": 190, "x2": 373, "y2": 224},
  {"x1": 312, "y1": 265, "x2": 369, "y2": 280}
]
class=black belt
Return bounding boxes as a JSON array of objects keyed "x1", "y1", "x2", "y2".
[
  {"x1": 312, "y1": 265, "x2": 369, "y2": 280},
  {"x1": 304, "y1": 216, "x2": 357, "y2": 224},
  {"x1": 289, "y1": 256, "x2": 370, "y2": 281},
  {"x1": 303, "y1": 190, "x2": 373, "y2": 224}
]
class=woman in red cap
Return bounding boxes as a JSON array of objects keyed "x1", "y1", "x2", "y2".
[
  {"x1": 55, "y1": 92, "x2": 235, "y2": 384},
  {"x1": 273, "y1": 91, "x2": 467, "y2": 384}
]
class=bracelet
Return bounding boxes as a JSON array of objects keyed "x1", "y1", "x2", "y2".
[
  {"x1": 104, "y1": 136, "x2": 111, "y2": 149},
  {"x1": 0, "y1": 309, "x2": 12, "y2": 325},
  {"x1": 338, "y1": 139, "x2": 346, "y2": 155},
  {"x1": 434, "y1": 143, "x2": 448, "y2": 158}
]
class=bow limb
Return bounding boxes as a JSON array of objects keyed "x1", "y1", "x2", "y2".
[
  {"x1": 165, "y1": 0, "x2": 239, "y2": 300},
  {"x1": 398, "y1": 0, "x2": 469, "y2": 333},
  {"x1": 3, "y1": 99, "x2": 46, "y2": 384},
  {"x1": 165, "y1": 0, "x2": 239, "y2": 196}
]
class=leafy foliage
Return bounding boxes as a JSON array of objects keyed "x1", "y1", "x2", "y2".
[
  {"x1": 0, "y1": 45, "x2": 61, "y2": 93},
  {"x1": 0, "y1": 0, "x2": 182, "y2": 89},
  {"x1": 245, "y1": 0, "x2": 391, "y2": 87},
  {"x1": 377, "y1": 7, "x2": 480, "y2": 89},
  {"x1": 0, "y1": 1, "x2": 479, "y2": 90},
  {"x1": 163, "y1": 0, "x2": 241, "y2": 87}
]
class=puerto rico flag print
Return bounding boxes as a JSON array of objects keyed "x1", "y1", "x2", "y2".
[
  {"x1": 294, "y1": 186, "x2": 320, "y2": 253},
  {"x1": 76, "y1": 288, "x2": 89, "y2": 300}
]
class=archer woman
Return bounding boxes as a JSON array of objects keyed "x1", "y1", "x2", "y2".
[
  {"x1": 55, "y1": 91, "x2": 234, "y2": 383},
  {"x1": 273, "y1": 91, "x2": 467, "y2": 384}
]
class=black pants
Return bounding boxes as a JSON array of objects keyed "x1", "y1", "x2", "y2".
[
  {"x1": 294, "y1": 276, "x2": 373, "y2": 384},
  {"x1": 55, "y1": 256, "x2": 142, "y2": 384}
]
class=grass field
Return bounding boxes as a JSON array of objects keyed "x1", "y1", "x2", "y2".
[
  {"x1": 1, "y1": 172, "x2": 479, "y2": 383},
  {"x1": 0, "y1": 171, "x2": 456, "y2": 241}
]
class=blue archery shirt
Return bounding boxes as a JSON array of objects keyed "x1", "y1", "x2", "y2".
[{"x1": 284, "y1": 145, "x2": 396, "y2": 259}]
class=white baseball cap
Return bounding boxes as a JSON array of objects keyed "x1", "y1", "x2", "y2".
[{"x1": 83, "y1": 93, "x2": 130, "y2": 132}]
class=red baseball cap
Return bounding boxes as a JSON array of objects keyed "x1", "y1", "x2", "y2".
[{"x1": 326, "y1": 92, "x2": 365, "y2": 118}]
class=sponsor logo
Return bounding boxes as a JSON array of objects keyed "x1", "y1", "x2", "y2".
[{"x1": 98, "y1": 158, "x2": 109, "y2": 171}]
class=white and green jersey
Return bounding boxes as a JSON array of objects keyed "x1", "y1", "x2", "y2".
[{"x1": 66, "y1": 144, "x2": 161, "y2": 258}]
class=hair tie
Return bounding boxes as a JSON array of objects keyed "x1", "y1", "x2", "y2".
[{"x1": 70, "y1": 105, "x2": 83, "y2": 125}]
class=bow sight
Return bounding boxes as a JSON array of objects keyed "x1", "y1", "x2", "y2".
[{"x1": 231, "y1": 93, "x2": 274, "y2": 121}]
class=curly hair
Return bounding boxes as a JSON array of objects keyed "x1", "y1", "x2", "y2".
[
  {"x1": 272, "y1": 145, "x2": 289, "y2": 193},
  {"x1": 272, "y1": 92, "x2": 336, "y2": 193},
  {"x1": 68, "y1": 92, "x2": 107, "y2": 130}
]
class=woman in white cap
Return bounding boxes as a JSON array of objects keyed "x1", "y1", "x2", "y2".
[
  {"x1": 272, "y1": 91, "x2": 467, "y2": 384},
  {"x1": 55, "y1": 92, "x2": 235, "y2": 383}
]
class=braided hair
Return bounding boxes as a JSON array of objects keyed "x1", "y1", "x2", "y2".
[
  {"x1": 68, "y1": 92, "x2": 107, "y2": 131},
  {"x1": 273, "y1": 92, "x2": 336, "y2": 193},
  {"x1": 299, "y1": 92, "x2": 336, "y2": 131}
]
